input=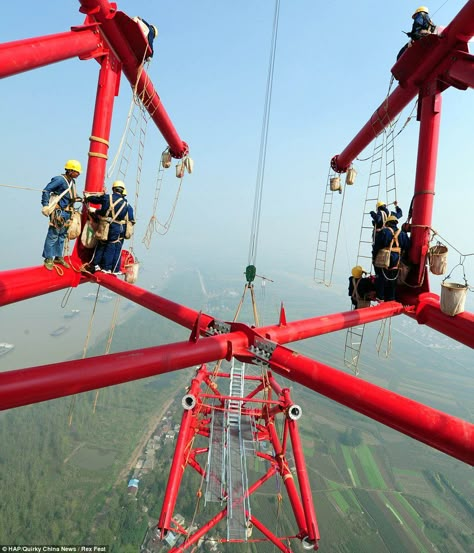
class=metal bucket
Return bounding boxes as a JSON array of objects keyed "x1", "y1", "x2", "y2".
[
  {"x1": 440, "y1": 281, "x2": 468, "y2": 316},
  {"x1": 329, "y1": 177, "x2": 341, "y2": 191},
  {"x1": 429, "y1": 244, "x2": 448, "y2": 275}
]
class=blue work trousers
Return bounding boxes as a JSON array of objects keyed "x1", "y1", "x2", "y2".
[
  {"x1": 92, "y1": 239, "x2": 124, "y2": 272},
  {"x1": 42, "y1": 214, "x2": 70, "y2": 259}
]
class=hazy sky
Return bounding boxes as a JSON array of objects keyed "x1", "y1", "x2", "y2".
[{"x1": 1, "y1": 0, "x2": 473, "y2": 305}]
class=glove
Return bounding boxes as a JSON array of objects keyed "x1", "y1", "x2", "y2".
[{"x1": 41, "y1": 206, "x2": 50, "y2": 217}]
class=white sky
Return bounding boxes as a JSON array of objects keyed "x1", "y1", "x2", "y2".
[{"x1": 0, "y1": 0, "x2": 473, "y2": 304}]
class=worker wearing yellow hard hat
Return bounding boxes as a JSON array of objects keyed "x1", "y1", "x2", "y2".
[
  {"x1": 41, "y1": 159, "x2": 83, "y2": 270},
  {"x1": 409, "y1": 6, "x2": 436, "y2": 41},
  {"x1": 348, "y1": 266, "x2": 375, "y2": 309},
  {"x1": 84, "y1": 181, "x2": 135, "y2": 274},
  {"x1": 372, "y1": 214, "x2": 411, "y2": 302},
  {"x1": 370, "y1": 200, "x2": 403, "y2": 232}
]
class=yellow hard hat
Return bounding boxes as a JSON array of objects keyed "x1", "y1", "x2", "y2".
[
  {"x1": 151, "y1": 25, "x2": 158, "y2": 38},
  {"x1": 376, "y1": 200, "x2": 386, "y2": 208},
  {"x1": 112, "y1": 180, "x2": 127, "y2": 195},
  {"x1": 413, "y1": 6, "x2": 429, "y2": 17},
  {"x1": 351, "y1": 265, "x2": 365, "y2": 279},
  {"x1": 386, "y1": 215, "x2": 399, "y2": 224},
  {"x1": 65, "y1": 159, "x2": 82, "y2": 173}
]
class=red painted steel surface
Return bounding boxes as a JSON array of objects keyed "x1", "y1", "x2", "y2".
[
  {"x1": 0, "y1": 2, "x2": 473, "y2": 550},
  {"x1": 0, "y1": 29, "x2": 102, "y2": 79},
  {"x1": 156, "y1": 365, "x2": 319, "y2": 550},
  {"x1": 409, "y1": 91, "x2": 441, "y2": 275},
  {"x1": 267, "y1": 345, "x2": 474, "y2": 466},
  {"x1": 0, "y1": 263, "x2": 82, "y2": 306},
  {"x1": 78, "y1": 0, "x2": 188, "y2": 157}
]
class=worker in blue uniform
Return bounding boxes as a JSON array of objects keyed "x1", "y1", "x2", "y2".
[
  {"x1": 85, "y1": 181, "x2": 135, "y2": 274},
  {"x1": 409, "y1": 6, "x2": 436, "y2": 41},
  {"x1": 348, "y1": 266, "x2": 376, "y2": 308},
  {"x1": 370, "y1": 200, "x2": 403, "y2": 231},
  {"x1": 372, "y1": 216, "x2": 411, "y2": 301},
  {"x1": 41, "y1": 159, "x2": 82, "y2": 270},
  {"x1": 132, "y1": 16, "x2": 158, "y2": 61},
  {"x1": 397, "y1": 6, "x2": 437, "y2": 60}
]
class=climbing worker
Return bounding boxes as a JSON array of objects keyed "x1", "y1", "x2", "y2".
[
  {"x1": 41, "y1": 159, "x2": 82, "y2": 270},
  {"x1": 132, "y1": 16, "x2": 158, "y2": 61},
  {"x1": 408, "y1": 6, "x2": 436, "y2": 41},
  {"x1": 348, "y1": 266, "x2": 376, "y2": 309},
  {"x1": 397, "y1": 7, "x2": 437, "y2": 60},
  {"x1": 370, "y1": 200, "x2": 403, "y2": 231},
  {"x1": 372, "y1": 215, "x2": 411, "y2": 302},
  {"x1": 84, "y1": 181, "x2": 135, "y2": 274}
]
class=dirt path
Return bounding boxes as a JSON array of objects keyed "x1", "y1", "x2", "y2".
[
  {"x1": 115, "y1": 397, "x2": 175, "y2": 486},
  {"x1": 64, "y1": 441, "x2": 85, "y2": 464}
]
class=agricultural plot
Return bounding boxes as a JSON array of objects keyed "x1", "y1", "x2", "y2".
[{"x1": 354, "y1": 489, "x2": 416, "y2": 552}]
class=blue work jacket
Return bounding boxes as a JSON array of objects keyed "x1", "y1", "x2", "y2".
[
  {"x1": 373, "y1": 224, "x2": 410, "y2": 268},
  {"x1": 41, "y1": 175, "x2": 76, "y2": 210}
]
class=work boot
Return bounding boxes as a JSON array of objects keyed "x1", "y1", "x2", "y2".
[
  {"x1": 55, "y1": 257, "x2": 70, "y2": 269},
  {"x1": 44, "y1": 258, "x2": 54, "y2": 270}
]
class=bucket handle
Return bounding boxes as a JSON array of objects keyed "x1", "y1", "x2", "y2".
[{"x1": 442, "y1": 260, "x2": 468, "y2": 288}]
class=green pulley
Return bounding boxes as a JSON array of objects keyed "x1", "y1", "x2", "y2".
[{"x1": 245, "y1": 265, "x2": 257, "y2": 283}]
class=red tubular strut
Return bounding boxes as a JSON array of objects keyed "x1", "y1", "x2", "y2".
[
  {"x1": 0, "y1": 29, "x2": 102, "y2": 79},
  {"x1": 283, "y1": 389, "x2": 320, "y2": 543},
  {"x1": 78, "y1": 0, "x2": 188, "y2": 157},
  {"x1": 157, "y1": 367, "x2": 208, "y2": 536},
  {"x1": 266, "y1": 345, "x2": 474, "y2": 465}
]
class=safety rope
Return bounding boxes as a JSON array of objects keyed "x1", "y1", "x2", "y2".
[
  {"x1": 142, "y1": 150, "x2": 184, "y2": 248},
  {"x1": 0, "y1": 183, "x2": 42, "y2": 191},
  {"x1": 375, "y1": 317, "x2": 392, "y2": 358},
  {"x1": 327, "y1": 181, "x2": 348, "y2": 286},
  {"x1": 68, "y1": 285, "x2": 102, "y2": 426}
]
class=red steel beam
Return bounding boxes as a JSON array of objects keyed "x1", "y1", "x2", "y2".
[
  {"x1": 409, "y1": 90, "x2": 441, "y2": 276},
  {"x1": 266, "y1": 344, "x2": 474, "y2": 465},
  {"x1": 267, "y1": 418, "x2": 308, "y2": 535},
  {"x1": 158, "y1": 367, "x2": 208, "y2": 535},
  {"x1": 0, "y1": 28, "x2": 102, "y2": 79},
  {"x1": 248, "y1": 515, "x2": 293, "y2": 553},
  {"x1": 411, "y1": 293, "x2": 474, "y2": 348},
  {"x1": 331, "y1": 0, "x2": 474, "y2": 173},
  {"x1": 283, "y1": 389, "x2": 319, "y2": 544},
  {"x1": 0, "y1": 334, "x2": 244, "y2": 411},
  {"x1": 83, "y1": 53, "x2": 122, "y2": 195},
  {"x1": 78, "y1": 0, "x2": 188, "y2": 157},
  {"x1": 0, "y1": 264, "x2": 82, "y2": 306},
  {"x1": 331, "y1": 85, "x2": 417, "y2": 173}
]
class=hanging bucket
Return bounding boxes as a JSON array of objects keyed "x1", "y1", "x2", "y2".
[
  {"x1": 161, "y1": 150, "x2": 172, "y2": 169},
  {"x1": 345, "y1": 167, "x2": 357, "y2": 185},
  {"x1": 176, "y1": 163, "x2": 185, "y2": 178},
  {"x1": 440, "y1": 281, "x2": 468, "y2": 316},
  {"x1": 329, "y1": 177, "x2": 341, "y2": 191},
  {"x1": 124, "y1": 262, "x2": 140, "y2": 284},
  {"x1": 429, "y1": 244, "x2": 448, "y2": 275}
]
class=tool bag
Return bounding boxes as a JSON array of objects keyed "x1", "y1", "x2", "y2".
[
  {"x1": 124, "y1": 213, "x2": 134, "y2": 240},
  {"x1": 374, "y1": 228, "x2": 401, "y2": 269},
  {"x1": 81, "y1": 217, "x2": 98, "y2": 248},
  {"x1": 94, "y1": 195, "x2": 126, "y2": 241},
  {"x1": 67, "y1": 210, "x2": 82, "y2": 239},
  {"x1": 44, "y1": 176, "x2": 74, "y2": 216}
]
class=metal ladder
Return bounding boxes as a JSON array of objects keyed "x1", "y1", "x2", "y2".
[
  {"x1": 344, "y1": 118, "x2": 397, "y2": 374},
  {"x1": 314, "y1": 173, "x2": 342, "y2": 286},
  {"x1": 226, "y1": 362, "x2": 251, "y2": 541},
  {"x1": 204, "y1": 408, "x2": 225, "y2": 503}
]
